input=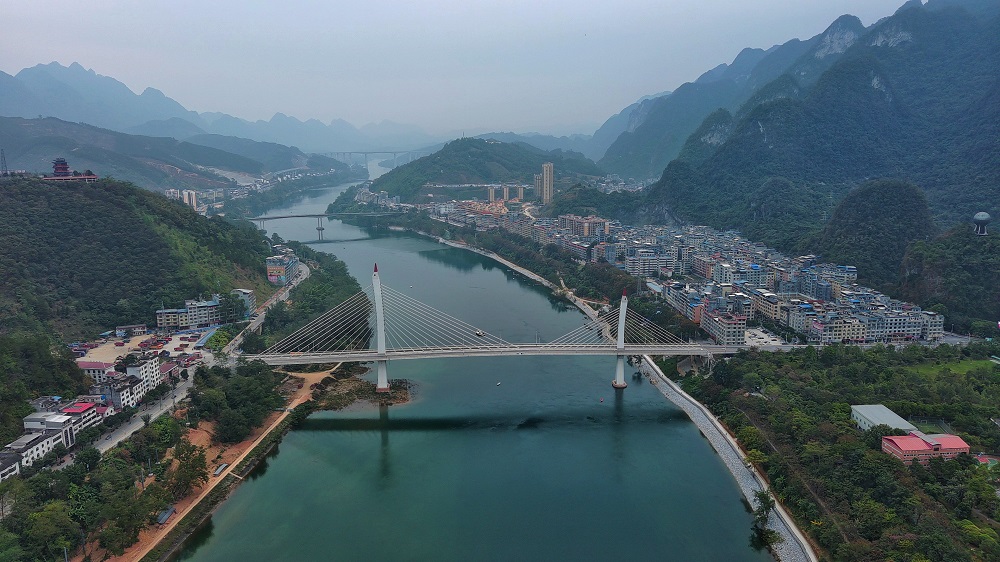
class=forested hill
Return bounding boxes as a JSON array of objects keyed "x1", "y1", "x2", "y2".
[
  {"x1": 0, "y1": 178, "x2": 275, "y2": 339},
  {"x1": 649, "y1": 2, "x2": 1000, "y2": 244},
  {"x1": 900, "y1": 224, "x2": 1000, "y2": 332},
  {"x1": 811, "y1": 180, "x2": 935, "y2": 290},
  {"x1": 369, "y1": 138, "x2": 604, "y2": 201},
  {"x1": 598, "y1": 14, "x2": 867, "y2": 180}
]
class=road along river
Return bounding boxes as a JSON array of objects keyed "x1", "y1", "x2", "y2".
[{"x1": 173, "y1": 181, "x2": 776, "y2": 561}]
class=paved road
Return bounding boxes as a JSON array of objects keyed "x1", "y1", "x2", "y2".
[
  {"x1": 95, "y1": 375, "x2": 196, "y2": 454},
  {"x1": 223, "y1": 264, "x2": 311, "y2": 357}
]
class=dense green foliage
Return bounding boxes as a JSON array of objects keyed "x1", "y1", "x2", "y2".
[
  {"x1": 0, "y1": 178, "x2": 275, "y2": 338},
  {"x1": 900, "y1": 226, "x2": 1000, "y2": 335},
  {"x1": 0, "y1": 334, "x2": 89, "y2": 446},
  {"x1": 0, "y1": 415, "x2": 210, "y2": 560},
  {"x1": 188, "y1": 361, "x2": 284, "y2": 444},
  {"x1": 673, "y1": 341, "x2": 1000, "y2": 560},
  {"x1": 812, "y1": 180, "x2": 935, "y2": 290},
  {"x1": 369, "y1": 138, "x2": 603, "y2": 202},
  {"x1": 184, "y1": 134, "x2": 317, "y2": 172}
]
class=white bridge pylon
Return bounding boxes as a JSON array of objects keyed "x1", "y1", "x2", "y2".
[{"x1": 254, "y1": 264, "x2": 712, "y2": 390}]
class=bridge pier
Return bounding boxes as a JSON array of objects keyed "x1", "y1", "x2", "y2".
[
  {"x1": 316, "y1": 216, "x2": 325, "y2": 241},
  {"x1": 612, "y1": 290, "x2": 629, "y2": 389},
  {"x1": 373, "y1": 264, "x2": 391, "y2": 393}
]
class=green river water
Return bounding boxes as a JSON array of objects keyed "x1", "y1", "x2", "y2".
[{"x1": 174, "y1": 181, "x2": 771, "y2": 561}]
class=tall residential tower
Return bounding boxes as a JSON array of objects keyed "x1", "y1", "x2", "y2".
[{"x1": 541, "y1": 162, "x2": 554, "y2": 205}]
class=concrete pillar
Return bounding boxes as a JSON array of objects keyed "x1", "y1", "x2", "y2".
[
  {"x1": 613, "y1": 290, "x2": 629, "y2": 389},
  {"x1": 373, "y1": 264, "x2": 390, "y2": 392},
  {"x1": 316, "y1": 217, "x2": 325, "y2": 241}
]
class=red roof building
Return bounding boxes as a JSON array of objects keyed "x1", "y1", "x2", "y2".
[
  {"x1": 61, "y1": 402, "x2": 95, "y2": 415},
  {"x1": 882, "y1": 431, "x2": 970, "y2": 465}
]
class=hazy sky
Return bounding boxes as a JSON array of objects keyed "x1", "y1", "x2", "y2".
[{"x1": 3, "y1": 1, "x2": 907, "y2": 135}]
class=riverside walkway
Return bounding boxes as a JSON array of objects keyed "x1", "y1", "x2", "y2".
[{"x1": 641, "y1": 356, "x2": 817, "y2": 562}]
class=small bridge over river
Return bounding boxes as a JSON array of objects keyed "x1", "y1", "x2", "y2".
[
  {"x1": 247, "y1": 265, "x2": 754, "y2": 391},
  {"x1": 250, "y1": 213, "x2": 403, "y2": 240}
]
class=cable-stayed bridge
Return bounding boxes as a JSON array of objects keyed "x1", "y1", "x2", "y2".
[{"x1": 247, "y1": 265, "x2": 747, "y2": 391}]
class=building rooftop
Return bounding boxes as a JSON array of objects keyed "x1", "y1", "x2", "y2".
[
  {"x1": 851, "y1": 404, "x2": 918, "y2": 431},
  {"x1": 61, "y1": 402, "x2": 95, "y2": 415},
  {"x1": 76, "y1": 361, "x2": 113, "y2": 370},
  {"x1": 926, "y1": 434, "x2": 970, "y2": 450},
  {"x1": 883, "y1": 435, "x2": 932, "y2": 452}
]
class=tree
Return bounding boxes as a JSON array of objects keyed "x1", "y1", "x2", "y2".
[
  {"x1": 24, "y1": 500, "x2": 80, "y2": 560},
  {"x1": 169, "y1": 439, "x2": 209, "y2": 498},
  {"x1": 0, "y1": 529, "x2": 24, "y2": 562},
  {"x1": 74, "y1": 446, "x2": 101, "y2": 472},
  {"x1": 214, "y1": 409, "x2": 251, "y2": 443},
  {"x1": 745, "y1": 449, "x2": 768, "y2": 467},
  {"x1": 141, "y1": 413, "x2": 152, "y2": 427},
  {"x1": 752, "y1": 489, "x2": 776, "y2": 529}
]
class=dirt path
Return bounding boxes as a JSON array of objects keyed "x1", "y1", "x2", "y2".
[{"x1": 79, "y1": 368, "x2": 337, "y2": 562}]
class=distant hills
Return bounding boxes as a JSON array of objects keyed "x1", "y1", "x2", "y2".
[
  {"x1": 0, "y1": 62, "x2": 446, "y2": 152},
  {"x1": 0, "y1": 116, "x2": 353, "y2": 191},
  {"x1": 369, "y1": 138, "x2": 603, "y2": 202}
]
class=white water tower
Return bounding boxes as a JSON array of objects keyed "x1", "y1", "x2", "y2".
[{"x1": 973, "y1": 212, "x2": 991, "y2": 236}]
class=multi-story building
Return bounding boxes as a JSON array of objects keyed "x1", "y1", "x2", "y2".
[
  {"x1": 96, "y1": 375, "x2": 145, "y2": 410},
  {"x1": 558, "y1": 215, "x2": 609, "y2": 238},
  {"x1": 266, "y1": 254, "x2": 300, "y2": 286},
  {"x1": 60, "y1": 402, "x2": 103, "y2": 438},
  {"x1": 625, "y1": 250, "x2": 674, "y2": 276},
  {"x1": 156, "y1": 295, "x2": 222, "y2": 330},
  {"x1": 541, "y1": 162, "x2": 554, "y2": 205},
  {"x1": 76, "y1": 360, "x2": 117, "y2": 384},
  {"x1": 700, "y1": 312, "x2": 747, "y2": 346},
  {"x1": 127, "y1": 358, "x2": 162, "y2": 395},
  {"x1": 920, "y1": 311, "x2": 945, "y2": 341},
  {"x1": 231, "y1": 289, "x2": 256, "y2": 317},
  {"x1": 0, "y1": 453, "x2": 21, "y2": 482},
  {"x1": 181, "y1": 190, "x2": 198, "y2": 209},
  {"x1": 23, "y1": 412, "x2": 76, "y2": 448},
  {"x1": 5, "y1": 431, "x2": 64, "y2": 468}
]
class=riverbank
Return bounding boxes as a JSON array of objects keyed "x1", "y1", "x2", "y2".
[
  {"x1": 122, "y1": 365, "x2": 414, "y2": 562},
  {"x1": 421, "y1": 234, "x2": 602, "y2": 322},
  {"x1": 406, "y1": 226, "x2": 815, "y2": 562},
  {"x1": 94, "y1": 369, "x2": 335, "y2": 562},
  {"x1": 641, "y1": 357, "x2": 818, "y2": 562}
]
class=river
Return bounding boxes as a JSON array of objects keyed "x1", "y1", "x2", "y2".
[{"x1": 175, "y1": 172, "x2": 771, "y2": 561}]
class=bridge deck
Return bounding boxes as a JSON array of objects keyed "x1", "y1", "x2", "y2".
[{"x1": 247, "y1": 343, "x2": 774, "y2": 365}]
